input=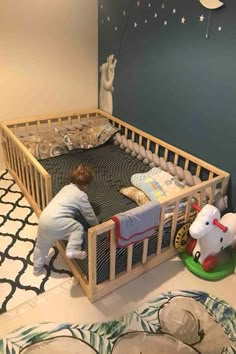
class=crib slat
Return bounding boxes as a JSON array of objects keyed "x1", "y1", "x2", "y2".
[
  {"x1": 155, "y1": 144, "x2": 159, "y2": 155},
  {"x1": 196, "y1": 165, "x2": 201, "y2": 177},
  {"x1": 184, "y1": 159, "x2": 189, "y2": 170},
  {"x1": 25, "y1": 161, "x2": 31, "y2": 193},
  {"x1": 88, "y1": 228, "x2": 97, "y2": 298},
  {"x1": 142, "y1": 239, "x2": 149, "y2": 264},
  {"x1": 40, "y1": 175, "x2": 46, "y2": 209},
  {"x1": 170, "y1": 201, "x2": 179, "y2": 245},
  {"x1": 29, "y1": 164, "x2": 36, "y2": 201},
  {"x1": 157, "y1": 207, "x2": 165, "y2": 255},
  {"x1": 126, "y1": 245, "x2": 133, "y2": 271},
  {"x1": 174, "y1": 154, "x2": 179, "y2": 166},
  {"x1": 131, "y1": 131, "x2": 135, "y2": 142},
  {"x1": 164, "y1": 149, "x2": 168, "y2": 161},
  {"x1": 20, "y1": 151, "x2": 27, "y2": 188},
  {"x1": 185, "y1": 195, "x2": 193, "y2": 223},
  {"x1": 35, "y1": 170, "x2": 40, "y2": 207},
  {"x1": 109, "y1": 228, "x2": 116, "y2": 281},
  {"x1": 208, "y1": 183, "x2": 216, "y2": 205}
]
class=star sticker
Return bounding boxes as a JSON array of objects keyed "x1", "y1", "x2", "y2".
[
  {"x1": 218, "y1": 26, "x2": 222, "y2": 31},
  {"x1": 164, "y1": 20, "x2": 167, "y2": 26},
  {"x1": 173, "y1": 9, "x2": 176, "y2": 14},
  {"x1": 161, "y1": 3, "x2": 165, "y2": 9},
  {"x1": 145, "y1": 19, "x2": 148, "y2": 23},
  {"x1": 181, "y1": 17, "x2": 186, "y2": 24},
  {"x1": 134, "y1": 22, "x2": 138, "y2": 28},
  {"x1": 154, "y1": 13, "x2": 158, "y2": 18},
  {"x1": 199, "y1": 15, "x2": 205, "y2": 22}
]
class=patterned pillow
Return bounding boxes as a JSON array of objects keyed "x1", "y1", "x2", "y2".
[
  {"x1": 69, "y1": 119, "x2": 119, "y2": 149},
  {"x1": 16, "y1": 117, "x2": 119, "y2": 160},
  {"x1": 120, "y1": 186, "x2": 150, "y2": 205},
  {"x1": 131, "y1": 167, "x2": 187, "y2": 202}
]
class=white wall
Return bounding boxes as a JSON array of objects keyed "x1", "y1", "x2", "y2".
[{"x1": 0, "y1": 0, "x2": 98, "y2": 169}]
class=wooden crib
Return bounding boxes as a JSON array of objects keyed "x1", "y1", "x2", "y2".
[{"x1": 0, "y1": 109, "x2": 230, "y2": 302}]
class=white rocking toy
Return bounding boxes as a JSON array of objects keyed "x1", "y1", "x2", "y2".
[{"x1": 187, "y1": 204, "x2": 236, "y2": 272}]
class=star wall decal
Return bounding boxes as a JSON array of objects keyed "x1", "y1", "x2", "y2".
[{"x1": 100, "y1": 1, "x2": 224, "y2": 41}]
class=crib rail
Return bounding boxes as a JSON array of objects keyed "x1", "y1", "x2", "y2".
[
  {"x1": 86, "y1": 173, "x2": 224, "y2": 302},
  {"x1": 0, "y1": 108, "x2": 230, "y2": 302},
  {"x1": 0, "y1": 123, "x2": 52, "y2": 215},
  {"x1": 96, "y1": 109, "x2": 230, "y2": 197}
]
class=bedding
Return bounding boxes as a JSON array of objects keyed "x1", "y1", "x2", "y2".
[
  {"x1": 120, "y1": 168, "x2": 189, "y2": 215},
  {"x1": 131, "y1": 167, "x2": 188, "y2": 202},
  {"x1": 111, "y1": 201, "x2": 160, "y2": 247},
  {"x1": 16, "y1": 116, "x2": 119, "y2": 160},
  {"x1": 40, "y1": 143, "x2": 181, "y2": 284}
]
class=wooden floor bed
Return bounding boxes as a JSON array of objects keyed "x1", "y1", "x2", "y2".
[{"x1": 0, "y1": 109, "x2": 230, "y2": 302}]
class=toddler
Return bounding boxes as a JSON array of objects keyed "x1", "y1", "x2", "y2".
[{"x1": 33, "y1": 163, "x2": 98, "y2": 275}]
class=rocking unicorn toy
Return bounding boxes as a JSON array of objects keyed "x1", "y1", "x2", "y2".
[{"x1": 175, "y1": 204, "x2": 236, "y2": 280}]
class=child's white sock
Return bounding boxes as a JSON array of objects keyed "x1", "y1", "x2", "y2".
[
  {"x1": 33, "y1": 264, "x2": 44, "y2": 276},
  {"x1": 66, "y1": 249, "x2": 87, "y2": 260}
]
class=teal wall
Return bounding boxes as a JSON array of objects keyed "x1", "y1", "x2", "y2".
[{"x1": 99, "y1": 0, "x2": 236, "y2": 211}]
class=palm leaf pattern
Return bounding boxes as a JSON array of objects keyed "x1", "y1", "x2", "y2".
[{"x1": 0, "y1": 290, "x2": 235, "y2": 353}]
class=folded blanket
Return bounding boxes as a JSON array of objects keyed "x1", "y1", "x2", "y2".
[{"x1": 111, "y1": 201, "x2": 160, "y2": 247}]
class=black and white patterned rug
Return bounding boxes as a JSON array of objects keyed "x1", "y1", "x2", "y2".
[{"x1": 0, "y1": 170, "x2": 72, "y2": 314}]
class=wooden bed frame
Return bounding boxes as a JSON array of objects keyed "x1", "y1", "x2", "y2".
[{"x1": 0, "y1": 109, "x2": 230, "y2": 302}]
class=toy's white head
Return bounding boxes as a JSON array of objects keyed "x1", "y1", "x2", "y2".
[{"x1": 189, "y1": 204, "x2": 221, "y2": 239}]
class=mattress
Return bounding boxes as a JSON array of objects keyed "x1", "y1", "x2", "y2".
[{"x1": 40, "y1": 142, "x2": 177, "y2": 284}]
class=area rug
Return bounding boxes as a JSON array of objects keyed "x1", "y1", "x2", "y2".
[
  {"x1": 0, "y1": 290, "x2": 235, "y2": 353},
  {"x1": 0, "y1": 170, "x2": 72, "y2": 314}
]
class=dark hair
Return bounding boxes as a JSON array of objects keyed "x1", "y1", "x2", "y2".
[{"x1": 69, "y1": 164, "x2": 95, "y2": 187}]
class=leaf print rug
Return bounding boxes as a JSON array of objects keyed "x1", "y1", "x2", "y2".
[{"x1": 0, "y1": 290, "x2": 235, "y2": 354}]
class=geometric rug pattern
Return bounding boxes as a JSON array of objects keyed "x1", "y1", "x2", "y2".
[
  {"x1": 0, "y1": 290, "x2": 235, "y2": 353},
  {"x1": 0, "y1": 170, "x2": 72, "y2": 314}
]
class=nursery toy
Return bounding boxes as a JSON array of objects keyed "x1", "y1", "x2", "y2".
[{"x1": 175, "y1": 203, "x2": 236, "y2": 280}]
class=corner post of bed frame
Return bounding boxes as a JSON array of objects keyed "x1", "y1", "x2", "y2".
[{"x1": 88, "y1": 226, "x2": 97, "y2": 302}]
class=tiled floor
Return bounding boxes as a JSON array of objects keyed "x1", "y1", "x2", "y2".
[{"x1": 0, "y1": 170, "x2": 71, "y2": 314}]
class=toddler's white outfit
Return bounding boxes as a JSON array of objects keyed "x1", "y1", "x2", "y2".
[{"x1": 33, "y1": 183, "x2": 98, "y2": 274}]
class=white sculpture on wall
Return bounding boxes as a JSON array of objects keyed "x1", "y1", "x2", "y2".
[{"x1": 99, "y1": 54, "x2": 117, "y2": 115}]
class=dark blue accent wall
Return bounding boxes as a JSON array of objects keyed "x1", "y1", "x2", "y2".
[{"x1": 98, "y1": 0, "x2": 236, "y2": 211}]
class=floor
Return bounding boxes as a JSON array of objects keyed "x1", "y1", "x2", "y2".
[
  {"x1": 0, "y1": 170, "x2": 235, "y2": 341},
  {"x1": 1, "y1": 253, "x2": 235, "y2": 338}
]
